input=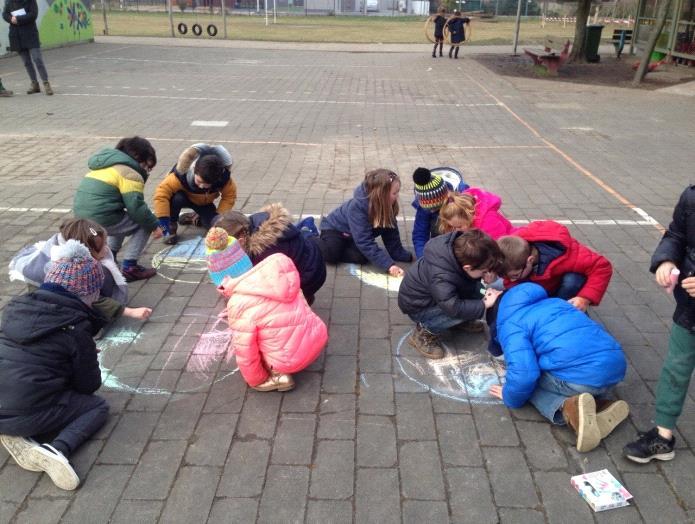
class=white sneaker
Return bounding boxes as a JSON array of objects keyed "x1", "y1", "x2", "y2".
[
  {"x1": 0, "y1": 435, "x2": 41, "y2": 471},
  {"x1": 24, "y1": 444, "x2": 80, "y2": 491}
]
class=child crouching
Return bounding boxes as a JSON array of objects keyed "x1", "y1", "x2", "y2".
[{"x1": 206, "y1": 228, "x2": 328, "y2": 392}]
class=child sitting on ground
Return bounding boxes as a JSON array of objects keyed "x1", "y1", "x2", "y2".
[
  {"x1": 0, "y1": 240, "x2": 110, "y2": 490},
  {"x1": 317, "y1": 169, "x2": 413, "y2": 277},
  {"x1": 438, "y1": 190, "x2": 516, "y2": 240},
  {"x1": 153, "y1": 143, "x2": 237, "y2": 244},
  {"x1": 398, "y1": 229, "x2": 503, "y2": 359},
  {"x1": 411, "y1": 166, "x2": 469, "y2": 259},
  {"x1": 206, "y1": 228, "x2": 328, "y2": 392},
  {"x1": 497, "y1": 220, "x2": 613, "y2": 312},
  {"x1": 214, "y1": 203, "x2": 326, "y2": 306},
  {"x1": 487, "y1": 282, "x2": 628, "y2": 453},
  {"x1": 9, "y1": 218, "x2": 151, "y2": 322}
]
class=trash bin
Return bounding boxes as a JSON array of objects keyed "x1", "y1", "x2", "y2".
[{"x1": 585, "y1": 24, "x2": 604, "y2": 63}]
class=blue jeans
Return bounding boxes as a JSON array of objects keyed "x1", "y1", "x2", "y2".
[
  {"x1": 529, "y1": 372, "x2": 610, "y2": 425},
  {"x1": 408, "y1": 305, "x2": 464, "y2": 334},
  {"x1": 554, "y1": 272, "x2": 587, "y2": 300}
]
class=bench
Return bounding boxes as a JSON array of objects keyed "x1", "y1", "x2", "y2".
[
  {"x1": 524, "y1": 38, "x2": 571, "y2": 76},
  {"x1": 611, "y1": 29, "x2": 633, "y2": 59}
]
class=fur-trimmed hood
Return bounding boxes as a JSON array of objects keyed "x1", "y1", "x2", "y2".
[{"x1": 246, "y1": 203, "x2": 297, "y2": 257}]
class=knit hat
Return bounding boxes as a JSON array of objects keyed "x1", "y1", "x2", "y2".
[
  {"x1": 45, "y1": 239, "x2": 104, "y2": 299},
  {"x1": 205, "y1": 227, "x2": 253, "y2": 286},
  {"x1": 413, "y1": 167, "x2": 448, "y2": 211}
]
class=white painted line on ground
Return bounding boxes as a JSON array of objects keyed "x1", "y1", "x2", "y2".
[
  {"x1": 88, "y1": 57, "x2": 390, "y2": 68},
  {"x1": 191, "y1": 121, "x2": 229, "y2": 127}
]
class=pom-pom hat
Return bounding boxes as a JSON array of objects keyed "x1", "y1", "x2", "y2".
[
  {"x1": 413, "y1": 167, "x2": 448, "y2": 211},
  {"x1": 45, "y1": 239, "x2": 104, "y2": 299},
  {"x1": 205, "y1": 227, "x2": 253, "y2": 286}
]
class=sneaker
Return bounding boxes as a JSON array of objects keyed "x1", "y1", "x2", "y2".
[
  {"x1": 179, "y1": 212, "x2": 200, "y2": 226},
  {"x1": 0, "y1": 86, "x2": 12, "y2": 97},
  {"x1": 23, "y1": 444, "x2": 80, "y2": 490},
  {"x1": 595, "y1": 399, "x2": 629, "y2": 439},
  {"x1": 623, "y1": 427, "x2": 675, "y2": 464},
  {"x1": 253, "y1": 372, "x2": 295, "y2": 392},
  {"x1": 0, "y1": 435, "x2": 41, "y2": 471},
  {"x1": 562, "y1": 393, "x2": 601, "y2": 452},
  {"x1": 122, "y1": 265, "x2": 157, "y2": 282},
  {"x1": 407, "y1": 324, "x2": 445, "y2": 359}
]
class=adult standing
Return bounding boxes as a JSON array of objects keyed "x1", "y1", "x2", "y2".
[{"x1": 2, "y1": 0, "x2": 53, "y2": 95}]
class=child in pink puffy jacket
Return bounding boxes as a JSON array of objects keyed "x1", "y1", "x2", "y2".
[
  {"x1": 205, "y1": 227, "x2": 328, "y2": 392},
  {"x1": 438, "y1": 189, "x2": 516, "y2": 239}
]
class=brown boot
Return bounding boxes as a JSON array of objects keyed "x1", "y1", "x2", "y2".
[
  {"x1": 27, "y1": 81, "x2": 40, "y2": 94},
  {"x1": 407, "y1": 323, "x2": 445, "y2": 359},
  {"x1": 562, "y1": 393, "x2": 601, "y2": 452},
  {"x1": 43, "y1": 81, "x2": 53, "y2": 96},
  {"x1": 252, "y1": 371, "x2": 295, "y2": 392},
  {"x1": 595, "y1": 399, "x2": 629, "y2": 439}
]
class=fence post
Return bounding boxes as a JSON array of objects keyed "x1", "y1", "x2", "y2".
[
  {"x1": 168, "y1": 0, "x2": 174, "y2": 36},
  {"x1": 101, "y1": 0, "x2": 108, "y2": 35}
]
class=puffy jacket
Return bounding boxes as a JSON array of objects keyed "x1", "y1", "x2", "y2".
[
  {"x1": 504, "y1": 220, "x2": 612, "y2": 305},
  {"x1": 0, "y1": 286, "x2": 105, "y2": 416},
  {"x1": 465, "y1": 188, "x2": 516, "y2": 240},
  {"x1": 496, "y1": 283, "x2": 626, "y2": 409},
  {"x1": 2, "y1": 0, "x2": 40, "y2": 51},
  {"x1": 320, "y1": 183, "x2": 412, "y2": 271},
  {"x1": 651, "y1": 185, "x2": 695, "y2": 331},
  {"x1": 74, "y1": 148, "x2": 159, "y2": 232},
  {"x1": 412, "y1": 178, "x2": 468, "y2": 259},
  {"x1": 246, "y1": 203, "x2": 326, "y2": 300},
  {"x1": 220, "y1": 254, "x2": 328, "y2": 387},
  {"x1": 398, "y1": 231, "x2": 485, "y2": 321}
]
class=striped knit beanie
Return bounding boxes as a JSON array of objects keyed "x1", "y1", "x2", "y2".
[
  {"x1": 413, "y1": 167, "x2": 448, "y2": 212},
  {"x1": 205, "y1": 227, "x2": 253, "y2": 286},
  {"x1": 45, "y1": 239, "x2": 104, "y2": 298}
]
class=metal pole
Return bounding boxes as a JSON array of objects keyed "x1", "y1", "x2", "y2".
[
  {"x1": 101, "y1": 0, "x2": 109, "y2": 35},
  {"x1": 256, "y1": 0, "x2": 259, "y2": 12},
  {"x1": 265, "y1": 0, "x2": 268, "y2": 25},
  {"x1": 524, "y1": 0, "x2": 528, "y2": 17},
  {"x1": 273, "y1": 0, "x2": 276, "y2": 22},
  {"x1": 222, "y1": 0, "x2": 228, "y2": 37},
  {"x1": 168, "y1": 0, "x2": 174, "y2": 36},
  {"x1": 512, "y1": 0, "x2": 522, "y2": 54}
]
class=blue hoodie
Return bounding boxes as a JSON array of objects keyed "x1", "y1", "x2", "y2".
[
  {"x1": 497, "y1": 283, "x2": 626, "y2": 409},
  {"x1": 320, "y1": 183, "x2": 412, "y2": 271}
]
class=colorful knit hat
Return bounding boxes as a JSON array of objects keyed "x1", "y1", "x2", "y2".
[
  {"x1": 413, "y1": 167, "x2": 448, "y2": 211},
  {"x1": 205, "y1": 227, "x2": 253, "y2": 286},
  {"x1": 45, "y1": 239, "x2": 104, "y2": 299}
]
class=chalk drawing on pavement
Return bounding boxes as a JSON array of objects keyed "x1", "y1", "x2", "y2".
[
  {"x1": 151, "y1": 237, "x2": 208, "y2": 284},
  {"x1": 347, "y1": 263, "x2": 402, "y2": 293}
]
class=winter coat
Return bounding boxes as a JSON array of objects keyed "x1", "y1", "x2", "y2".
[
  {"x1": 446, "y1": 16, "x2": 469, "y2": 44},
  {"x1": 220, "y1": 253, "x2": 328, "y2": 387},
  {"x1": 433, "y1": 15, "x2": 446, "y2": 39},
  {"x1": 398, "y1": 231, "x2": 485, "y2": 322},
  {"x1": 651, "y1": 185, "x2": 695, "y2": 331},
  {"x1": 2, "y1": 0, "x2": 40, "y2": 52},
  {"x1": 320, "y1": 183, "x2": 412, "y2": 271},
  {"x1": 412, "y1": 178, "x2": 468, "y2": 259},
  {"x1": 245, "y1": 203, "x2": 326, "y2": 300},
  {"x1": 465, "y1": 188, "x2": 516, "y2": 240},
  {"x1": 74, "y1": 148, "x2": 159, "y2": 232},
  {"x1": 0, "y1": 286, "x2": 105, "y2": 416},
  {"x1": 153, "y1": 144, "x2": 237, "y2": 219},
  {"x1": 495, "y1": 283, "x2": 626, "y2": 409},
  {"x1": 504, "y1": 220, "x2": 612, "y2": 305}
]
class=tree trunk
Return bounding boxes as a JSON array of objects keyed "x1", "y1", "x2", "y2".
[
  {"x1": 569, "y1": 0, "x2": 592, "y2": 62},
  {"x1": 633, "y1": 0, "x2": 673, "y2": 85}
]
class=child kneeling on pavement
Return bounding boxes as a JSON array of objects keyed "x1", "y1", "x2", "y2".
[
  {"x1": 487, "y1": 282, "x2": 628, "y2": 452},
  {"x1": 206, "y1": 228, "x2": 328, "y2": 392},
  {"x1": 0, "y1": 240, "x2": 109, "y2": 490},
  {"x1": 398, "y1": 229, "x2": 504, "y2": 360}
]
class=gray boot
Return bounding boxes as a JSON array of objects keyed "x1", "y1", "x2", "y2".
[
  {"x1": 43, "y1": 81, "x2": 53, "y2": 96},
  {"x1": 27, "y1": 81, "x2": 40, "y2": 94}
]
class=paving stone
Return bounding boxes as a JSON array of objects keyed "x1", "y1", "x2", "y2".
[
  {"x1": 661, "y1": 450, "x2": 695, "y2": 509},
  {"x1": 272, "y1": 413, "x2": 316, "y2": 465},
  {"x1": 208, "y1": 498, "x2": 259, "y2": 523},
  {"x1": 483, "y1": 448, "x2": 539, "y2": 508},
  {"x1": 624, "y1": 472, "x2": 689, "y2": 523},
  {"x1": 323, "y1": 355, "x2": 357, "y2": 394},
  {"x1": 306, "y1": 500, "x2": 353, "y2": 524},
  {"x1": 160, "y1": 466, "x2": 220, "y2": 524},
  {"x1": 258, "y1": 465, "x2": 310, "y2": 523},
  {"x1": 498, "y1": 508, "x2": 546, "y2": 524},
  {"x1": 357, "y1": 414, "x2": 397, "y2": 467},
  {"x1": 281, "y1": 372, "x2": 321, "y2": 412},
  {"x1": 236, "y1": 391, "x2": 282, "y2": 439},
  {"x1": 516, "y1": 420, "x2": 568, "y2": 470},
  {"x1": 310, "y1": 440, "x2": 354, "y2": 499},
  {"x1": 152, "y1": 393, "x2": 206, "y2": 440},
  {"x1": 203, "y1": 372, "x2": 247, "y2": 414},
  {"x1": 402, "y1": 500, "x2": 449, "y2": 523},
  {"x1": 122, "y1": 440, "x2": 188, "y2": 499},
  {"x1": 110, "y1": 500, "x2": 163, "y2": 524},
  {"x1": 0, "y1": 465, "x2": 39, "y2": 502},
  {"x1": 13, "y1": 497, "x2": 70, "y2": 524},
  {"x1": 359, "y1": 338, "x2": 393, "y2": 373},
  {"x1": 184, "y1": 413, "x2": 237, "y2": 466},
  {"x1": 355, "y1": 468, "x2": 400, "y2": 524},
  {"x1": 436, "y1": 413, "x2": 483, "y2": 467},
  {"x1": 359, "y1": 309, "x2": 389, "y2": 338},
  {"x1": 399, "y1": 441, "x2": 446, "y2": 500},
  {"x1": 0, "y1": 502, "x2": 19, "y2": 523},
  {"x1": 472, "y1": 403, "x2": 520, "y2": 446},
  {"x1": 61, "y1": 465, "x2": 133, "y2": 523},
  {"x1": 98, "y1": 411, "x2": 159, "y2": 464},
  {"x1": 217, "y1": 439, "x2": 271, "y2": 498},
  {"x1": 535, "y1": 471, "x2": 593, "y2": 523},
  {"x1": 396, "y1": 393, "x2": 436, "y2": 440},
  {"x1": 318, "y1": 393, "x2": 356, "y2": 440},
  {"x1": 326, "y1": 324, "x2": 360, "y2": 355},
  {"x1": 331, "y1": 297, "x2": 360, "y2": 324},
  {"x1": 358, "y1": 373, "x2": 395, "y2": 415}
]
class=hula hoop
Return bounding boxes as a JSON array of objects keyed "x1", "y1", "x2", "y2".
[
  {"x1": 192, "y1": 23, "x2": 202, "y2": 36},
  {"x1": 424, "y1": 17, "x2": 437, "y2": 44},
  {"x1": 177, "y1": 22, "x2": 188, "y2": 35},
  {"x1": 207, "y1": 24, "x2": 217, "y2": 37}
]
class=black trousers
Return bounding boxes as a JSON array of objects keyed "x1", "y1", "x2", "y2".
[
  {"x1": 170, "y1": 192, "x2": 218, "y2": 228},
  {"x1": 316, "y1": 229, "x2": 368, "y2": 265}
]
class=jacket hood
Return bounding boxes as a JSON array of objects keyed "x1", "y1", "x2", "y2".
[
  {"x1": 1, "y1": 290, "x2": 94, "y2": 344},
  {"x1": 222, "y1": 253, "x2": 300, "y2": 302},
  {"x1": 466, "y1": 188, "x2": 501, "y2": 218},
  {"x1": 519, "y1": 220, "x2": 572, "y2": 249},
  {"x1": 246, "y1": 203, "x2": 296, "y2": 257},
  {"x1": 496, "y1": 283, "x2": 548, "y2": 327},
  {"x1": 353, "y1": 183, "x2": 369, "y2": 206},
  {"x1": 87, "y1": 148, "x2": 147, "y2": 180}
]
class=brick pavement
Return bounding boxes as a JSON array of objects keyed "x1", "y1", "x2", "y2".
[{"x1": 0, "y1": 39, "x2": 694, "y2": 523}]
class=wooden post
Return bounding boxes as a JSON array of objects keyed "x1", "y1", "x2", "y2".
[
  {"x1": 222, "y1": 0, "x2": 228, "y2": 38},
  {"x1": 512, "y1": 0, "x2": 522, "y2": 55},
  {"x1": 101, "y1": 0, "x2": 109, "y2": 35},
  {"x1": 168, "y1": 0, "x2": 174, "y2": 36}
]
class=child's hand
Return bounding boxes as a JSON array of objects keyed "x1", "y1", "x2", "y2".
[
  {"x1": 489, "y1": 384, "x2": 503, "y2": 399},
  {"x1": 151, "y1": 227, "x2": 164, "y2": 239},
  {"x1": 124, "y1": 307, "x2": 152, "y2": 320},
  {"x1": 482, "y1": 288, "x2": 502, "y2": 309},
  {"x1": 682, "y1": 277, "x2": 695, "y2": 298},
  {"x1": 388, "y1": 265, "x2": 404, "y2": 277},
  {"x1": 568, "y1": 296, "x2": 590, "y2": 312},
  {"x1": 655, "y1": 261, "x2": 677, "y2": 288}
]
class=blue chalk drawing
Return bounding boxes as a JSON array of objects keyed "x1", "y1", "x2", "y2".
[{"x1": 151, "y1": 237, "x2": 208, "y2": 284}]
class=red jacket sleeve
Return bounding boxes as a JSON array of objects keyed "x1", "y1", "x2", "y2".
[{"x1": 567, "y1": 239, "x2": 613, "y2": 305}]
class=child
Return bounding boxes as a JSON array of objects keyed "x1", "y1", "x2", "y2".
[
  {"x1": 624, "y1": 186, "x2": 695, "y2": 463},
  {"x1": 153, "y1": 143, "x2": 237, "y2": 245},
  {"x1": 444, "y1": 11, "x2": 471, "y2": 59},
  {"x1": 497, "y1": 220, "x2": 613, "y2": 312},
  {"x1": 73, "y1": 136, "x2": 163, "y2": 282},
  {"x1": 205, "y1": 228, "x2": 328, "y2": 392},
  {"x1": 0, "y1": 240, "x2": 109, "y2": 490},
  {"x1": 411, "y1": 166, "x2": 469, "y2": 259},
  {"x1": 0, "y1": 77, "x2": 12, "y2": 96},
  {"x1": 487, "y1": 283, "x2": 628, "y2": 452},
  {"x1": 438, "y1": 189, "x2": 516, "y2": 240},
  {"x1": 398, "y1": 229, "x2": 503, "y2": 359},
  {"x1": 429, "y1": 7, "x2": 447, "y2": 58},
  {"x1": 215, "y1": 204, "x2": 326, "y2": 305},
  {"x1": 318, "y1": 169, "x2": 413, "y2": 277},
  {"x1": 9, "y1": 218, "x2": 152, "y2": 322}
]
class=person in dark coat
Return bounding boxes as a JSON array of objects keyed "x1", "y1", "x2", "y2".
[
  {"x1": 0, "y1": 240, "x2": 109, "y2": 491},
  {"x1": 398, "y1": 229, "x2": 503, "y2": 359},
  {"x1": 624, "y1": 186, "x2": 695, "y2": 463},
  {"x1": 215, "y1": 204, "x2": 327, "y2": 305},
  {"x1": 444, "y1": 10, "x2": 470, "y2": 59},
  {"x1": 2, "y1": 0, "x2": 52, "y2": 95},
  {"x1": 428, "y1": 6, "x2": 447, "y2": 58}
]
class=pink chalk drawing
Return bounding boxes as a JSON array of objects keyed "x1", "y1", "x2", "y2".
[{"x1": 186, "y1": 316, "x2": 235, "y2": 377}]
